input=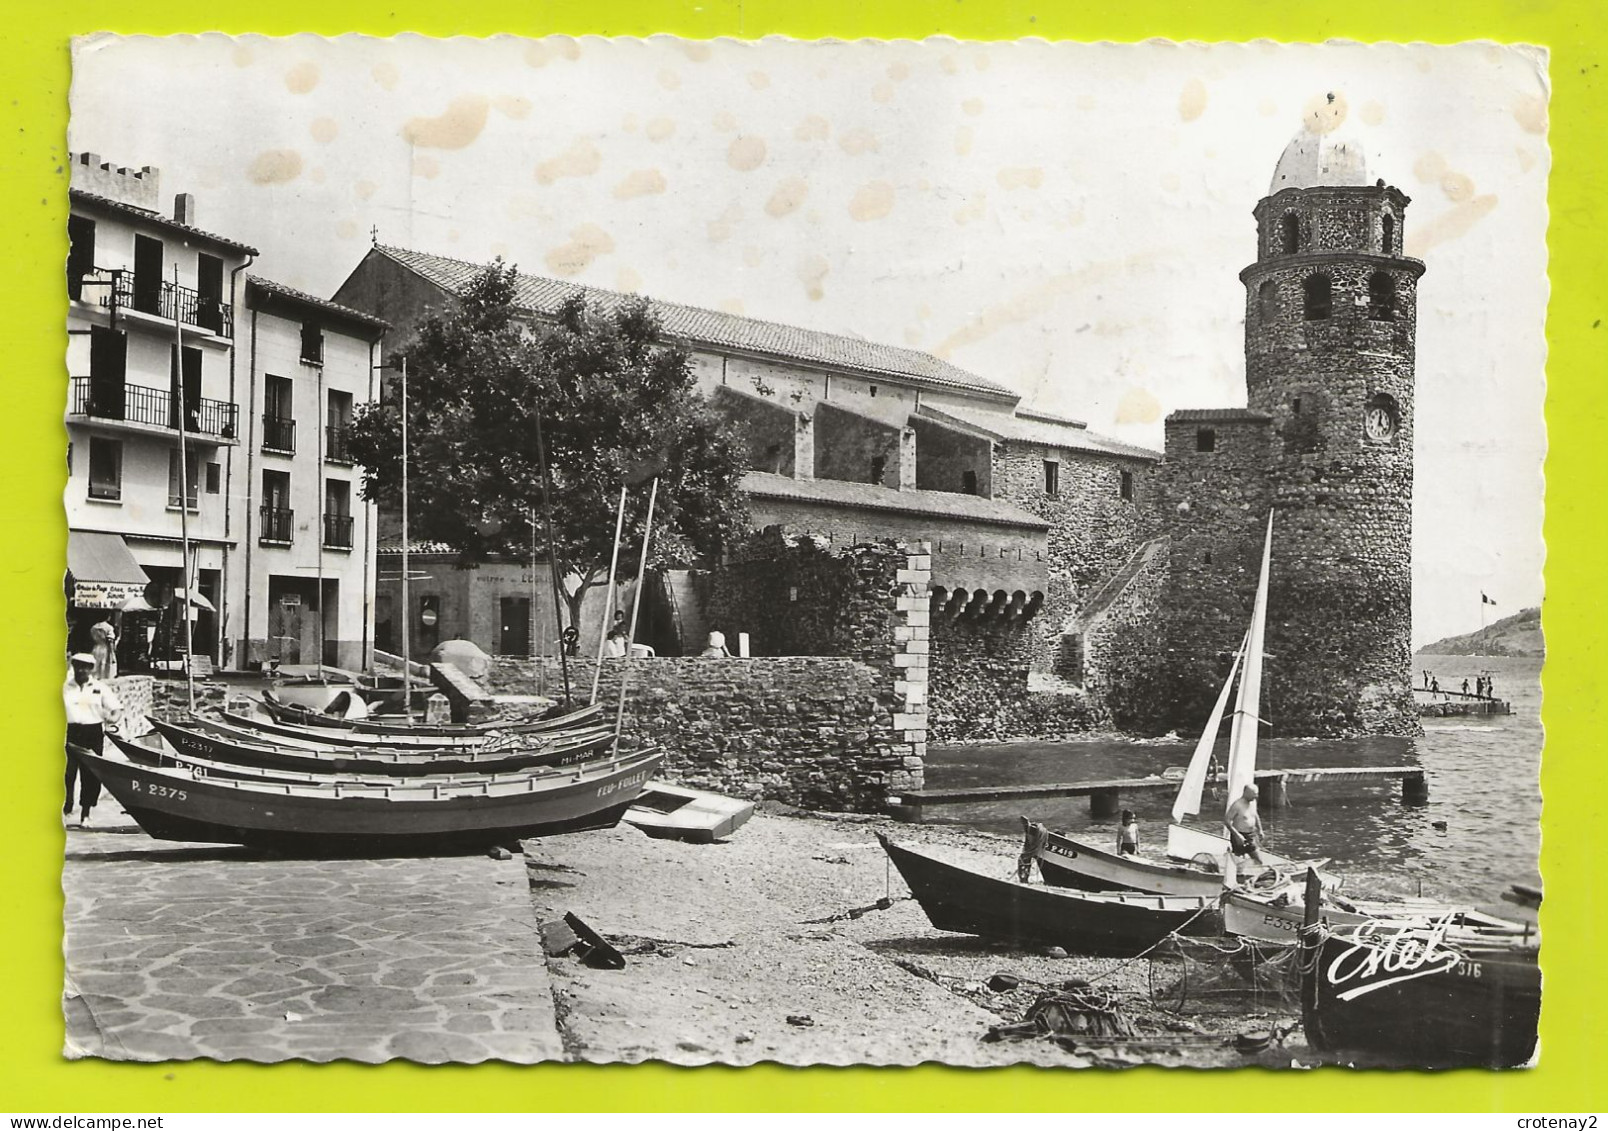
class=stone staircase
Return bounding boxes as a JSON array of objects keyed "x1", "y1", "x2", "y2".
[
  {"x1": 1074, "y1": 537, "x2": 1169, "y2": 633},
  {"x1": 1058, "y1": 537, "x2": 1170, "y2": 684},
  {"x1": 661, "y1": 569, "x2": 709, "y2": 656}
]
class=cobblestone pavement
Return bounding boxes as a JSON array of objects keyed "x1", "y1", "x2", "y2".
[{"x1": 61, "y1": 796, "x2": 562, "y2": 1063}]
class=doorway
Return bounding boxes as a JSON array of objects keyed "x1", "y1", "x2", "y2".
[{"x1": 500, "y1": 596, "x2": 531, "y2": 657}]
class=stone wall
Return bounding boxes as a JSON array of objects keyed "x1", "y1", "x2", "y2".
[
  {"x1": 147, "y1": 676, "x2": 230, "y2": 723},
  {"x1": 1148, "y1": 414, "x2": 1274, "y2": 729},
  {"x1": 1078, "y1": 539, "x2": 1172, "y2": 732},
  {"x1": 488, "y1": 651, "x2": 920, "y2": 812},
  {"x1": 926, "y1": 612, "x2": 1092, "y2": 741},
  {"x1": 486, "y1": 535, "x2": 934, "y2": 811},
  {"x1": 990, "y1": 441, "x2": 1156, "y2": 671},
  {"x1": 701, "y1": 530, "x2": 904, "y2": 660}
]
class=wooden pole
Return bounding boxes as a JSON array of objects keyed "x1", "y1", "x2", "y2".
[
  {"x1": 590, "y1": 485, "x2": 628, "y2": 705},
  {"x1": 315, "y1": 351, "x2": 325, "y2": 678},
  {"x1": 399, "y1": 357, "x2": 411, "y2": 717},
  {"x1": 532, "y1": 406, "x2": 571, "y2": 704},
  {"x1": 173, "y1": 267, "x2": 195, "y2": 712},
  {"x1": 614, "y1": 477, "x2": 658, "y2": 744}
]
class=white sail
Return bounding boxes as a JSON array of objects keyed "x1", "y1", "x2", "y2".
[
  {"x1": 1170, "y1": 631, "x2": 1248, "y2": 823},
  {"x1": 1224, "y1": 512, "x2": 1275, "y2": 811}
]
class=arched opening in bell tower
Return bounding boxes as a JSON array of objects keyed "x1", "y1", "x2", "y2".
[
  {"x1": 1368, "y1": 271, "x2": 1397, "y2": 321},
  {"x1": 1302, "y1": 274, "x2": 1332, "y2": 320},
  {"x1": 1381, "y1": 212, "x2": 1396, "y2": 255},
  {"x1": 1257, "y1": 279, "x2": 1279, "y2": 322},
  {"x1": 1280, "y1": 213, "x2": 1300, "y2": 255}
]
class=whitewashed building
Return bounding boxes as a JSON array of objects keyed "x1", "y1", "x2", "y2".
[
  {"x1": 65, "y1": 152, "x2": 385, "y2": 674},
  {"x1": 65, "y1": 153, "x2": 256, "y2": 669},
  {"x1": 235, "y1": 278, "x2": 386, "y2": 671}
]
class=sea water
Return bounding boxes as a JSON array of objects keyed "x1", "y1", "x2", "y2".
[{"x1": 925, "y1": 653, "x2": 1543, "y2": 907}]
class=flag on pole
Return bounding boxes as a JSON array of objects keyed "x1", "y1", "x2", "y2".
[{"x1": 1482, "y1": 592, "x2": 1497, "y2": 606}]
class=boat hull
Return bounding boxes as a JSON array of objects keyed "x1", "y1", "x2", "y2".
[
  {"x1": 79, "y1": 746, "x2": 662, "y2": 854},
  {"x1": 1226, "y1": 889, "x2": 1533, "y2": 946},
  {"x1": 1034, "y1": 829, "x2": 1227, "y2": 898},
  {"x1": 260, "y1": 694, "x2": 604, "y2": 739},
  {"x1": 1301, "y1": 925, "x2": 1540, "y2": 1068},
  {"x1": 878, "y1": 834, "x2": 1220, "y2": 957},
  {"x1": 109, "y1": 731, "x2": 623, "y2": 790},
  {"x1": 148, "y1": 716, "x2": 619, "y2": 776}
]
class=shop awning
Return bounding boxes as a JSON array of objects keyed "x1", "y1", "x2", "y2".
[{"x1": 67, "y1": 530, "x2": 150, "y2": 609}]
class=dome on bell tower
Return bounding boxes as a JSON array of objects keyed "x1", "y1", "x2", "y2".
[{"x1": 1269, "y1": 92, "x2": 1372, "y2": 193}]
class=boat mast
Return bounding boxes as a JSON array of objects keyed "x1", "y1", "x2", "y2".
[
  {"x1": 614, "y1": 477, "x2": 659, "y2": 745},
  {"x1": 1224, "y1": 511, "x2": 1275, "y2": 811},
  {"x1": 590, "y1": 485, "x2": 628, "y2": 705},
  {"x1": 532, "y1": 405, "x2": 571, "y2": 704}
]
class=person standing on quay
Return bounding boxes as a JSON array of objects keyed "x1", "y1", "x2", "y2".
[{"x1": 64, "y1": 652, "x2": 121, "y2": 828}]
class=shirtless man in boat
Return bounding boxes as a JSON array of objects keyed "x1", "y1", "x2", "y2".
[{"x1": 1224, "y1": 784, "x2": 1266, "y2": 865}]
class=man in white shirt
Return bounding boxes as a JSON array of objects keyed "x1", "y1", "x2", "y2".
[{"x1": 64, "y1": 652, "x2": 121, "y2": 827}]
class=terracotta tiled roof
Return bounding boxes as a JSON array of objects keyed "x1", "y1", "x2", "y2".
[
  {"x1": 913, "y1": 405, "x2": 1161, "y2": 463},
  {"x1": 373, "y1": 245, "x2": 1020, "y2": 401},
  {"x1": 1168, "y1": 408, "x2": 1273, "y2": 423},
  {"x1": 247, "y1": 276, "x2": 389, "y2": 333},
  {"x1": 742, "y1": 471, "x2": 1049, "y2": 530},
  {"x1": 69, "y1": 189, "x2": 259, "y2": 255}
]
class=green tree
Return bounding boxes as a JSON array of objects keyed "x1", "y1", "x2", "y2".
[{"x1": 347, "y1": 260, "x2": 750, "y2": 637}]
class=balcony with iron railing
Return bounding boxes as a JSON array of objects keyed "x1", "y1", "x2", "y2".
[
  {"x1": 75, "y1": 266, "x2": 234, "y2": 338},
  {"x1": 68, "y1": 377, "x2": 238, "y2": 441},
  {"x1": 259, "y1": 506, "x2": 294, "y2": 546},
  {"x1": 262, "y1": 414, "x2": 297, "y2": 454},
  {"x1": 323, "y1": 513, "x2": 354, "y2": 550},
  {"x1": 325, "y1": 424, "x2": 354, "y2": 464}
]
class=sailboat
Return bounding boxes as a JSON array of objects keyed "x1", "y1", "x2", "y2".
[
  {"x1": 1167, "y1": 510, "x2": 1275, "y2": 864},
  {"x1": 1028, "y1": 513, "x2": 1320, "y2": 894}
]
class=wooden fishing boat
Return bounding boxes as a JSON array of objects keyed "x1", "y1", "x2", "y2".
[
  {"x1": 74, "y1": 743, "x2": 664, "y2": 853},
  {"x1": 233, "y1": 699, "x2": 606, "y2": 749},
  {"x1": 1028, "y1": 822, "x2": 1227, "y2": 897},
  {"x1": 1223, "y1": 885, "x2": 1532, "y2": 945},
  {"x1": 224, "y1": 707, "x2": 502, "y2": 749},
  {"x1": 200, "y1": 710, "x2": 610, "y2": 759},
  {"x1": 143, "y1": 715, "x2": 620, "y2": 777},
  {"x1": 877, "y1": 834, "x2": 1220, "y2": 957},
  {"x1": 1029, "y1": 821, "x2": 1335, "y2": 897},
  {"x1": 108, "y1": 731, "x2": 597, "y2": 789},
  {"x1": 259, "y1": 690, "x2": 603, "y2": 738},
  {"x1": 1294, "y1": 870, "x2": 1540, "y2": 1067},
  {"x1": 623, "y1": 784, "x2": 755, "y2": 843}
]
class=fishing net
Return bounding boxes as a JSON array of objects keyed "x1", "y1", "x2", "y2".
[
  {"x1": 984, "y1": 986, "x2": 1143, "y2": 1045},
  {"x1": 1146, "y1": 934, "x2": 1302, "y2": 1014}
]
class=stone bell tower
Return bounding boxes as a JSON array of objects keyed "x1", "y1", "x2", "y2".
[{"x1": 1238, "y1": 102, "x2": 1425, "y2": 734}]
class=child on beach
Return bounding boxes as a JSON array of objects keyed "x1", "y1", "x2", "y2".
[{"x1": 1116, "y1": 810, "x2": 1140, "y2": 856}]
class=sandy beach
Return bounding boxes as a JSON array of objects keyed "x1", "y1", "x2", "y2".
[{"x1": 64, "y1": 790, "x2": 1312, "y2": 1068}]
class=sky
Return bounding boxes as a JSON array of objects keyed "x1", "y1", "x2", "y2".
[{"x1": 67, "y1": 35, "x2": 1551, "y2": 648}]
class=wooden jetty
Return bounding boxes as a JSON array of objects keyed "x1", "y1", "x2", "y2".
[
  {"x1": 888, "y1": 766, "x2": 1428, "y2": 822},
  {"x1": 1413, "y1": 687, "x2": 1512, "y2": 717}
]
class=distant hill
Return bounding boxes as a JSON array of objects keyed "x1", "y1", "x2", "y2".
[{"x1": 1419, "y1": 606, "x2": 1544, "y2": 657}]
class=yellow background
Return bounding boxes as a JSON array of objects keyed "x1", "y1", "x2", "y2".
[{"x1": 2, "y1": 0, "x2": 1602, "y2": 1113}]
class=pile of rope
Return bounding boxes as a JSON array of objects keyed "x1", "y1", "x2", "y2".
[{"x1": 984, "y1": 985, "x2": 1142, "y2": 1048}]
